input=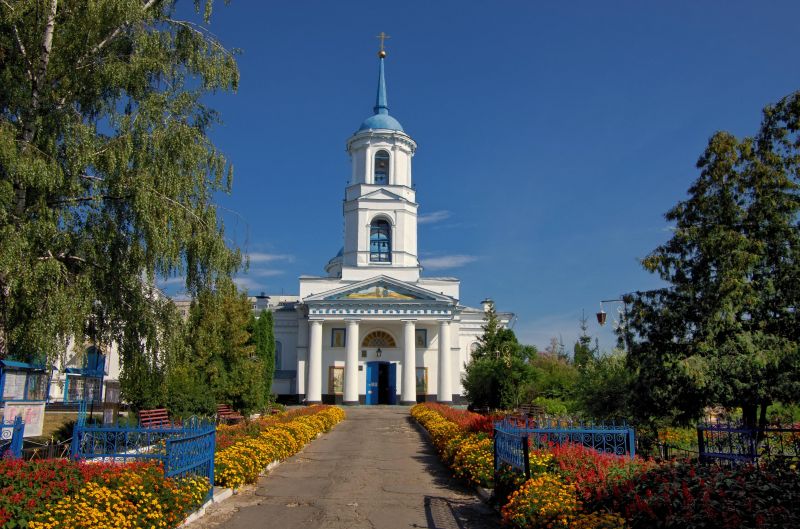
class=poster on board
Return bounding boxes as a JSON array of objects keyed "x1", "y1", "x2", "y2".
[{"x1": 2, "y1": 401, "x2": 46, "y2": 437}]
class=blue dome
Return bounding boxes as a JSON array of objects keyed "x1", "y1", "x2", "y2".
[{"x1": 358, "y1": 113, "x2": 404, "y2": 132}]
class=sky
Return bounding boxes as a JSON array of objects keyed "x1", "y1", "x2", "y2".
[{"x1": 161, "y1": 0, "x2": 800, "y2": 352}]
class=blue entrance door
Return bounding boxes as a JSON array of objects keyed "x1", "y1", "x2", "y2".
[
  {"x1": 366, "y1": 362, "x2": 379, "y2": 405},
  {"x1": 365, "y1": 361, "x2": 397, "y2": 405},
  {"x1": 387, "y1": 363, "x2": 397, "y2": 405}
]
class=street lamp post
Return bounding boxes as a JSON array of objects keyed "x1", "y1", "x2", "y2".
[{"x1": 596, "y1": 298, "x2": 630, "y2": 351}]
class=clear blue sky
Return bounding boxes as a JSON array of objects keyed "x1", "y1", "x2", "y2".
[{"x1": 162, "y1": 0, "x2": 800, "y2": 352}]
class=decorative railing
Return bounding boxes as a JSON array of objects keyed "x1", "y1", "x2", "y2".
[
  {"x1": 496, "y1": 416, "x2": 636, "y2": 457},
  {"x1": 0, "y1": 416, "x2": 24, "y2": 458},
  {"x1": 494, "y1": 426, "x2": 530, "y2": 476},
  {"x1": 494, "y1": 416, "x2": 636, "y2": 478},
  {"x1": 165, "y1": 426, "x2": 216, "y2": 486},
  {"x1": 71, "y1": 417, "x2": 216, "y2": 499},
  {"x1": 698, "y1": 421, "x2": 800, "y2": 465}
]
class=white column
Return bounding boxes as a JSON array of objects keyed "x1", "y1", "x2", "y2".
[
  {"x1": 296, "y1": 316, "x2": 308, "y2": 399},
  {"x1": 401, "y1": 320, "x2": 416, "y2": 405},
  {"x1": 437, "y1": 320, "x2": 452, "y2": 403},
  {"x1": 344, "y1": 320, "x2": 360, "y2": 405},
  {"x1": 307, "y1": 320, "x2": 323, "y2": 404}
]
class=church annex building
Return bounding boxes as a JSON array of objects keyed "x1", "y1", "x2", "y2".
[{"x1": 263, "y1": 51, "x2": 512, "y2": 405}]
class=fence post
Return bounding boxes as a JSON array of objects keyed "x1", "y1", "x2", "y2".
[
  {"x1": 493, "y1": 427, "x2": 498, "y2": 474},
  {"x1": 10, "y1": 416, "x2": 24, "y2": 458},
  {"x1": 629, "y1": 428, "x2": 636, "y2": 460},
  {"x1": 70, "y1": 423, "x2": 82, "y2": 460},
  {"x1": 522, "y1": 434, "x2": 530, "y2": 479},
  {"x1": 696, "y1": 426, "x2": 705, "y2": 464},
  {"x1": 209, "y1": 427, "x2": 216, "y2": 491}
]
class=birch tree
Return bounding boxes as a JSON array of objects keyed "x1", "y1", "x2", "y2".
[{"x1": 0, "y1": 1, "x2": 240, "y2": 367}]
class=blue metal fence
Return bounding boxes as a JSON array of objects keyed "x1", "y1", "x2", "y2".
[
  {"x1": 0, "y1": 416, "x2": 24, "y2": 458},
  {"x1": 494, "y1": 427, "x2": 529, "y2": 476},
  {"x1": 494, "y1": 416, "x2": 636, "y2": 478},
  {"x1": 698, "y1": 421, "x2": 800, "y2": 465},
  {"x1": 71, "y1": 418, "x2": 216, "y2": 499}
]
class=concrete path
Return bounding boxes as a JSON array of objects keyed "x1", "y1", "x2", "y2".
[{"x1": 189, "y1": 407, "x2": 498, "y2": 529}]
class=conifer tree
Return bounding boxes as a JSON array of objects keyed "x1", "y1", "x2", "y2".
[
  {"x1": 627, "y1": 91, "x2": 800, "y2": 429},
  {"x1": 463, "y1": 301, "x2": 534, "y2": 410},
  {"x1": 573, "y1": 312, "x2": 596, "y2": 369},
  {"x1": 185, "y1": 280, "x2": 263, "y2": 413},
  {"x1": 253, "y1": 309, "x2": 275, "y2": 401}
]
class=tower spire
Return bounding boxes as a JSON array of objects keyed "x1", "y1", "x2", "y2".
[{"x1": 374, "y1": 32, "x2": 390, "y2": 115}]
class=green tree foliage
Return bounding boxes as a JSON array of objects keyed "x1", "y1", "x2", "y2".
[
  {"x1": 627, "y1": 91, "x2": 800, "y2": 429},
  {"x1": 572, "y1": 312, "x2": 598, "y2": 369},
  {"x1": 184, "y1": 280, "x2": 264, "y2": 414},
  {"x1": 574, "y1": 352, "x2": 634, "y2": 421},
  {"x1": 118, "y1": 296, "x2": 186, "y2": 410},
  {"x1": 530, "y1": 353, "x2": 578, "y2": 401},
  {"x1": 0, "y1": 1, "x2": 240, "y2": 371},
  {"x1": 462, "y1": 303, "x2": 536, "y2": 409},
  {"x1": 253, "y1": 309, "x2": 275, "y2": 401}
]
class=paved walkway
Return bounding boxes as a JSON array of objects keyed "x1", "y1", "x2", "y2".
[{"x1": 190, "y1": 407, "x2": 497, "y2": 529}]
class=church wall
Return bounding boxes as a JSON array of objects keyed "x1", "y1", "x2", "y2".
[
  {"x1": 349, "y1": 146, "x2": 367, "y2": 185},
  {"x1": 273, "y1": 308, "x2": 299, "y2": 399},
  {"x1": 391, "y1": 144, "x2": 411, "y2": 187},
  {"x1": 416, "y1": 278, "x2": 460, "y2": 300},
  {"x1": 299, "y1": 278, "x2": 348, "y2": 299}
]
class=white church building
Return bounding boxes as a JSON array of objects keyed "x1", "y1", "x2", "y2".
[{"x1": 267, "y1": 50, "x2": 512, "y2": 405}]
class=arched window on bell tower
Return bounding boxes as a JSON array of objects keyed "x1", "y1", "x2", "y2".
[
  {"x1": 370, "y1": 219, "x2": 391, "y2": 262},
  {"x1": 374, "y1": 150, "x2": 390, "y2": 185}
]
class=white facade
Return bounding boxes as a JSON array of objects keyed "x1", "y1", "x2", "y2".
[{"x1": 265, "y1": 53, "x2": 512, "y2": 405}]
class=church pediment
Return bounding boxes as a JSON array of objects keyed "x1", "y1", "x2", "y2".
[
  {"x1": 304, "y1": 276, "x2": 455, "y2": 304},
  {"x1": 359, "y1": 188, "x2": 407, "y2": 202}
]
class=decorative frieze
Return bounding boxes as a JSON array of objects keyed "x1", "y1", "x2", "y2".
[{"x1": 308, "y1": 306, "x2": 453, "y2": 316}]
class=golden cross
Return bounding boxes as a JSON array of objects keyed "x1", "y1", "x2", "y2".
[{"x1": 376, "y1": 32, "x2": 390, "y2": 56}]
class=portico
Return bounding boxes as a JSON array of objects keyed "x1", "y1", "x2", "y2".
[{"x1": 300, "y1": 277, "x2": 457, "y2": 405}]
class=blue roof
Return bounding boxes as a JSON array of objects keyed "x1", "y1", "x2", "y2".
[
  {"x1": 357, "y1": 56, "x2": 404, "y2": 132},
  {"x1": 359, "y1": 113, "x2": 404, "y2": 132},
  {"x1": 0, "y1": 359, "x2": 46, "y2": 370}
]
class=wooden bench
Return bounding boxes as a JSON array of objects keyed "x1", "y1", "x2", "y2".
[
  {"x1": 217, "y1": 404, "x2": 244, "y2": 424},
  {"x1": 517, "y1": 403, "x2": 545, "y2": 419},
  {"x1": 139, "y1": 408, "x2": 171, "y2": 428}
]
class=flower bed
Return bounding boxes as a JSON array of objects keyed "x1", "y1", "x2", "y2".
[
  {"x1": 214, "y1": 405, "x2": 346, "y2": 489},
  {"x1": 414, "y1": 404, "x2": 800, "y2": 529},
  {"x1": 0, "y1": 405, "x2": 345, "y2": 529},
  {"x1": 500, "y1": 443, "x2": 652, "y2": 528},
  {"x1": 584, "y1": 460, "x2": 800, "y2": 529},
  {"x1": 411, "y1": 403, "x2": 495, "y2": 488},
  {"x1": 215, "y1": 405, "x2": 344, "y2": 450},
  {"x1": 0, "y1": 459, "x2": 208, "y2": 529}
]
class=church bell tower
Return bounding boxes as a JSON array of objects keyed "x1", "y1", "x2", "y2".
[{"x1": 331, "y1": 44, "x2": 421, "y2": 283}]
